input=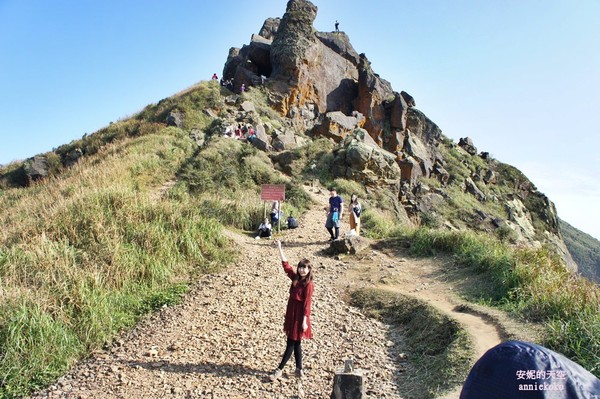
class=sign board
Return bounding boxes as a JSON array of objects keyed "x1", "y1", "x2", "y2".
[{"x1": 261, "y1": 184, "x2": 285, "y2": 201}]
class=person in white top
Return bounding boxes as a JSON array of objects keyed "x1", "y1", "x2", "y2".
[
  {"x1": 348, "y1": 193, "x2": 362, "y2": 236},
  {"x1": 255, "y1": 218, "x2": 272, "y2": 239}
]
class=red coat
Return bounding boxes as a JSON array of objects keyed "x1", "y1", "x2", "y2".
[{"x1": 282, "y1": 261, "x2": 313, "y2": 340}]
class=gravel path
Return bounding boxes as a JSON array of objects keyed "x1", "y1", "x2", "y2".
[{"x1": 29, "y1": 187, "x2": 405, "y2": 399}]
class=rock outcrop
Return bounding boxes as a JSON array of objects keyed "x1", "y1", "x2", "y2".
[
  {"x1": 23, "y1": 156, "x2": 50, "y2": 181},
  {"x1": 223, "y1": 0, "x2": 438, "y2": 187},
  {"x1": 331, "y1": 129, "x2": 402, "y2": 187},
  {"x1": 217, "y1": 0, "x2": 577, "y2": 270}
]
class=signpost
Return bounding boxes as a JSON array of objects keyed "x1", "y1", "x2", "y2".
[
  {"x1": 261, "y1": 184, "x2": 286, "y2": 233},
  {"x1": 261, "y1": 184, "x2": 286, "y2": 201}
]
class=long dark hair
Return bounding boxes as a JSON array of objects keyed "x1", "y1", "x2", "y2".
[{"x1": 293, "y1": 258, "x2": 313, "y2": 286}]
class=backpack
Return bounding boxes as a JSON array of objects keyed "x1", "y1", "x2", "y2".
[{"x1": 287, "y1": 216, "x2": 299, "y2": 229}]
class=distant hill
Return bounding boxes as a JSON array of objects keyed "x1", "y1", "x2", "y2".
[{"x1": 560, "y1": 219, "x2": 600, "y2": 283}]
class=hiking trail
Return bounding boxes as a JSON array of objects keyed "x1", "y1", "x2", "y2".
[{"x1": 29, "y1": 185, "x2": 528, "y2": 399}]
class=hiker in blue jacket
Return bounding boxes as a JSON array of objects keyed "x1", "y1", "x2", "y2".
[{"x1": 325, "y1": 188, "x2": 343, "y2": 241}]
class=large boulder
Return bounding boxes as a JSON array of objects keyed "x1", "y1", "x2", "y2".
[
  {"x1": 63, "y1": 148, "x2": 83, "y2": 167},
  {"x1": 272, "y1": 130, "x2": 298, "y2": 151},
  {"x1": 458, "y1": 137, "x2": 478, "y2": 156},
  {"x1": 353, "y1": 54, "x2": 395, "y2": 147},
  {"x1": 22, "y1": 156, "x2": 49, "y2": 181},
  {"x1": 312, "y1": 111, "x2": 364, "y2": 142},
  {"x1": 332, "y1": 130, "x2": 402, "y2": 186},
  {"x1": 270, "y1": 150, "x2": 303, "y2": 175},
  {"x1": 251, "y1": 124, "x2": 272, "y2": 151},
  {"x1": 504, "y1": 197, "x2": 536, "y2": 240},
  {"x1": 223, "y1": 47, "x2": 243, "y2": 84},
  {"x1": 240, "y1": 101, "x2": 257, "y2": 113},
  {"x1": 330, "y1": 235, "x2": 370, "y2": 255},
  {"x1": 166, "y1": 111, "x2": 184, "y2": 128},
  {"x1": 400, "y1": 91, "x2": 415, "y2": 107},
  {"x1": 398, "y1": 156, "x2": 422, "y2": 183},
  {"x1": 545, "y1": 230, "x2": 578, "y2": 272},
  {"x1": 433, "y1": 160, "x2": 450, "y2": 185},
  {"x1": 390, "y1": 91, "x2": 408, "y2": 131},
  {"x1": 483, "y1": 169, "x2": 496, "y2": 184},
  {"x1": 268, "y1": 0, "x2": 359, "y2": 116},
  {"x1": 464, "y1": 177, "x2": 487, "y2": 202},
  {"x1": 315, "y1": 31, "x2": 361, "y2": 65},
  {"x1": 258, "y1": 17, "x2": 280, "y2": 40},
  {"x1": 223, "y1": 35, "x2": 273, "y2": 92},
  {"x1": 406, "y1": 108, "x2": 442, "y2": 144},
  {"x1": 403, "y1": 131, "x2": 434, "y2": 177},
  {"x1": 189, "y1": 129, "x2": 206, "y2": 146},
  {"x1": 244, "y1": 38, "x2": 272, "y2": 77}
]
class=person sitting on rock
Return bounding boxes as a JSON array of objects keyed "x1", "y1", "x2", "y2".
[
  {"x1": 270, "y1": 240, "x2": 313, "y2": 380},
  {"x1": 247, "y1": 126, "x2": 256, "y2": 143},
  {"x1": 255, "y1": 218, "x2": 272, "y2": 240},
  {"x1": 234, "y1": 124, "x2": 243, "y2": 139},
  {"x1": 287, "y1": 215, "x2": 299, "y2": 229}
]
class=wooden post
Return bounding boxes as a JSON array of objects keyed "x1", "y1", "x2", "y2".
[
  {"x1": 331, "y1": 359, "x2": 365, "y2": 399},
  {"x1": 278, "y1": 201, "x2": 282, "y2": 233}
]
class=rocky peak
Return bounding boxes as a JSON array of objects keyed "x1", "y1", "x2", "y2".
[
  {"x1": 270, "y1": 0, "x2": 318, "y2": 78},
  {"x1": 218, "y1": 0, "x2": 576, "y2": 271},
  {"x1": 258, "y1": 17, "x2": 280, "y2": 41}
]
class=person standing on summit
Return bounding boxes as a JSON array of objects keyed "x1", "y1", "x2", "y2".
[
  {"x1": 335, "y1": 20, "x2": 339, "y2": 32},
  {"x1": 325, "y1": 188, "x2": 343, "y2": 241}
]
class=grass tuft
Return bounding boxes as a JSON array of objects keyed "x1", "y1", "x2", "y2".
[{"x1": 351, "y1": 288, "x2": 473, "y2": 398}]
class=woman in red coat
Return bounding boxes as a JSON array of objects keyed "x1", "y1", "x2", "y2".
[{"x1": 270, "y1": 240, "x2": 314, "y2": 380}]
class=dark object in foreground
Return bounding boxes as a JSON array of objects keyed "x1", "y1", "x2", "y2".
[{"x1": 460, "y1": 340, "x2": 600, "y2": 399}]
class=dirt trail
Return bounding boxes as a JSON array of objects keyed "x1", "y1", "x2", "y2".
[
  {"x1": 348, "y1": 252, "x2": 503, "y2": 399},
  {"x1": 29, "y1": 185, "x2": 512, "y2": 399},
  {"x1": 350, "y1": 253, "x2": 503, "y2": 358}
]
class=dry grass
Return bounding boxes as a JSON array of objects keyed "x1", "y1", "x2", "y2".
[{"x1": 0, "y1": 129, "x2": 233, "y2": 398}]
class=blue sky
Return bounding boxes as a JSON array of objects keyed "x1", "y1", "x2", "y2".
[{"x1": 1, "y1": 0, "x2": 599, "y2": 240}]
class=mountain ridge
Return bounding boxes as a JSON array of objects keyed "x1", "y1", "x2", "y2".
[
  {"x1": 220, "y1": 0, "x2": 579, "y2": 271},
  {"x1": 2, "y1": 1, "x2": 600, "y2": 396},
  {"x1": 1, "y1": 0, "x2": 595, "y2": 276}
]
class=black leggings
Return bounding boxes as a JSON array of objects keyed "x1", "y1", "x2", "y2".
[
  {"x1": 278, "y1": 338, "x2": 302, "y2": 370},
  {"x1": 327, "y1": 227, "x2": 339, "y2": 239}
]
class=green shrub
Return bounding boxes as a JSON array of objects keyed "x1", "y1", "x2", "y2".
[
  {"x1": 330, "y1": 178, "x2": 366, "y2": 198},
  {"x1": 420, "y1": 210, "x2": 443, "y2": 228},
  {"x1": 495, "y1": 224, "x2": 518, "y2": 243},
  {"x1": 361, "y1": 209, "x2": 399, "y2": 239}
]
